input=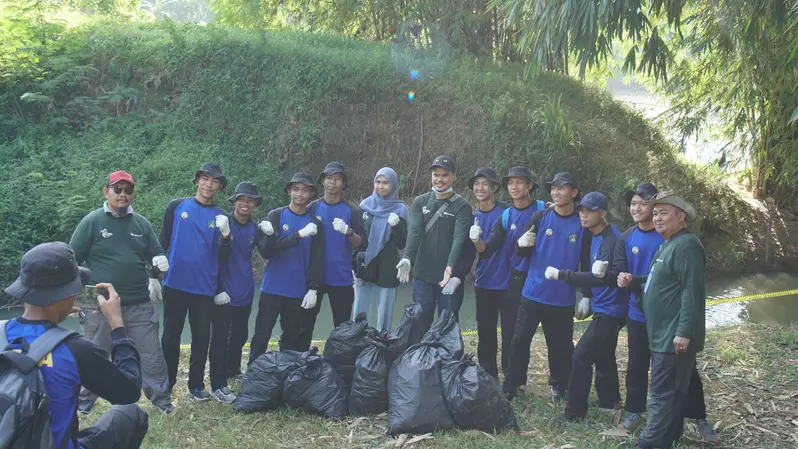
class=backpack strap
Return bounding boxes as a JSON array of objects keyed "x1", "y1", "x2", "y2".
[
  {"x1": 0, "y1": 319, "x2": 8, "y2": 350},
  {"x1": 501, "y1": 208, "x2": 510, "y2": 230},
  {"x1": 536, "y1": 200, "x2": 545, "y2": 210},
  {"x1": 26, "y1": 327, "x2": 78, "y2": 364}
]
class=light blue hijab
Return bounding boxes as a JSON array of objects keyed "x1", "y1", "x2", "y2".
[{"x1": 360, "y1": 167, "x2": 410, "y2": 265}]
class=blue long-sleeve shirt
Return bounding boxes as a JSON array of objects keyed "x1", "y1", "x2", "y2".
[
  {"x1": 218, "y1": 213, "x2": 257, "y2": 306},
  {"x1": 308, "y1": 199, "x2": 366, "y2": 287},
  {"x1": 473, "y1": 202, "x2": 510, "y2": 290},
  {"x1": 482, "y1": 201, "x2": 545, "y2": 276},
  {"x1": 610, "y1": 225, "x2": 665, "y2": 322}
]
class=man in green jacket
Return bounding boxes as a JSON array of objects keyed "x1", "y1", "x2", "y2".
[
  {"x1": 618, "y1": 191, "x2": 705, "y2": 449},
  {"x1": 397, "y1": 155, "x2": 472, "y2": 331},
  {"x1": 70, "y1": 170, "x2": 174, "y2": 414}
]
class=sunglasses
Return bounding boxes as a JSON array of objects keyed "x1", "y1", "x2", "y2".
[{"x1": 109, "y1": 185, "x2": 135, "y2": 194}]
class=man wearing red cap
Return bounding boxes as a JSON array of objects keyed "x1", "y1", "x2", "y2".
[{"x1": 69, "y1": 171, "x2": 175, "y2": 414}]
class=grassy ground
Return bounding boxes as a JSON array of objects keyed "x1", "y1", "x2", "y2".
[{"x1": 79, "y1": 323, "x2": 798, "y2": 448}]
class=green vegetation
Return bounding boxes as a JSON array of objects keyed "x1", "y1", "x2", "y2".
[
  {"x1": 0, "y1": 16, "x2": 763, "y2": 299},
  {"x1": 78, "y1": 323, "x2": 798, "y2": 448}
]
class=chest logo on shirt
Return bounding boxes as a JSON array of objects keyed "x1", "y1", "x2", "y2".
[
  {"x1": 208, "y1": 220, "x2": 216, "y2": 229},
  {"x1": 592, "y1": 252, "x2": 597, "y2": 260},
  {"x1": 545, "y1": 228, "x2": 553, "y2": 237},
  {"x1": 316, "y1": 215, "x2": 322, "y2": 221},
  {"x1": 283, "y1": 224, "x2": 289, "y2": 231},
  {"x1": 510, "y1": 223, "x2": 517, "y2": 230},
  {"x1": 363, "y1": 212, "x2": 368, "y2": 220},
  {"x1": 632, "y1": 246, "x2": 639, "y2": 255},
  {"x1": 422, "y1": 206, "x2": 431, "y2": 215},
  {"x1": 130, "y1": 232, "x2": 143, "y2": 238},
  {"x1": 181, "y1": 212, "x2": 188, "y2": 219},
  {"x1": 249, "y1": 237, "x2": 255, "y2": 246},
  {"x1": 100, "y1": 229, "x2": 113, "y2": 238},
  {"x1": 569, "y1": 234, "x2": 577, "y2": 243}
]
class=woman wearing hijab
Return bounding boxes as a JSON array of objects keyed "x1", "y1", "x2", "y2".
[{"x1": 353, "y1": 167, "x2": 410, "y2": 331}]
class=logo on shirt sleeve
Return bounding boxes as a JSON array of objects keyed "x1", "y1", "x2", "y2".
[
  {"x1": 592, "y1": 252, "x2": 597, "y2": 261},
  {"x1": 632, "y1": 246, "x2": 639, "y2": 255},
  {"x1": 569, "y1": 234, "x2": 577, "y2": 243}
]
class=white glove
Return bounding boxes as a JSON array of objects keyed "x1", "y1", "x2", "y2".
[
  {"x1": 298, "y1": 222, "x2": 318, "y2": 238},
  {"x1": 215, "y1": 215, "x2": 230, "y2": 237},
  {"x1": 388, "y1": 213, "x2": 400, "y2": 227},
  {"x1": 576, "y1": 296, "x2": 592, "y2": 320},
  {"x1": 214, "y1": 292, "x2": 231, "y2": 305},
  {"x1": 333, "y1": 218, "x2": 349, "y2": 235},
  {"x1": 592, "y1": 260, "x2": 609, "y2": 278},
  {"x1": 148, "y1": 278, "x2": 163, "y2": 304},
  {"x1": 259, "y1": 220, "x2": 274, "y2": 236},
  {"x1": 517, "y1": 225, "x2": 536, "y2": 248},
  {"x1": 544, "y1": 266, "x2": 560, "y2": 280},
  {"x1": 353, "y1": 271, "x2": 363, "y2": 287},
  {"x1": 396, "y1": 258, "x2": 411, "y2": 283},
  {"x1": 301, "y1": 290, "x2": 318, "y2": 309},
  {"x1": 469, "y1": 218, "x2": 482, "y2": 242},
  {"x1": 152, "y1": 255, "x2": 169, "y2": 272},
  {"x1": 441, "y1": 277, "x2": 461, "y2": 295}
]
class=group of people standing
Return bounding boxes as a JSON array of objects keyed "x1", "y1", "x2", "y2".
[{"x1": 2, "y1": 154, "x2": 718, "y2": 449}]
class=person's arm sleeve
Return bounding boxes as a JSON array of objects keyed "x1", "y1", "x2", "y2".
[
  {"x1": 349, "y1": 204, "x2": 367, "y2": 249},
  {"x1": 67, "y1": 329, "x2": 142, "y2": 404},
  {"x1": 447, "y1": 203, "x2": 473, "y2": 267},
  {"x1": 516, "y1": 210, "x2": 545, "y2": 258},
  {"x1": 559, "y1": 234, "x2": 611, "y2": 288},
  {"x1": 68, "y1": 215, "x2": 92, "y2": 265},
  {"x1": 145, "y1": 220, "x2": 166, "y2": 278},
  {"x1": 482, "y1": 215, "x2": 506, "y2": 258},
  {"x1": 158, "y1": 198, "x2": 182, "y2": 252},
  {"x1": 403, "y1": 197, "x2": 424, "y2": 263},
  {"x1": 675, "y1": 244, "x2": 706, "y2": 339},
  {"x1": 605, "y1": 231, "x2": 629, "y2": 287},
  {"x1": 307, "y1": 217, "x2": 324, "y2": 289},
  {"x1": 217, "y1": 213, "x2": 233, "y2": 261},
  {"x1": 393, "y1": 217, "x2": 408, "y2": 250},
  {"x1": 453, "y1": 237, "x2": 476, "y2": 279}
]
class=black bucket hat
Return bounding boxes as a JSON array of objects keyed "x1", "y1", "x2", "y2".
[
  {"x1": 317, "y1": 162, "x2": 348, "y2": 189},
  {"x1": 229, "y1": 181, "x2": 262, "y2": 206},
  {"x1": 4, "y1": 242, "x2": 92, "y2": 307},
  {"x1": 468, "y1": 167, "x2": 501, "y2": 192},
  {"x1": 285, "y1": 172, "x2": 318, "y2": 196},
  {"x1": 545, "y1": 172, "x2": 578, "y2": 190},
  {"x1": 430, "y1": 155, "x2": 456, "y2": 173},
  {"x1": 624, "y1": 182, "x2": 658, "y2": 206},
  {"x1": 194, "y1": 162, "x2": 228, "y2": 189},
  {"x1": 502, "y1": 166, "x2": 539, "y2": 191}
]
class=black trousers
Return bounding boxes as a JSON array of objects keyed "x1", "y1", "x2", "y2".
[
  {"x1": 209, "y1": 303, "x2": 253, "y2": 390},
  {"x1": 504, "y1": 299, "x2": 574, "y2": 394},
  {"x1": 303, "y1": 285, "x2": 354, "y2": 343},
  {"x1": 249, "y1": 293, "x2": 316, "y2": 364},
  {"x1": 475, "y1": 270, "x2": 524, "y2": 379},
  {"x1": 78, "y1": 404, "x2": 149, "y2": 449},
  {"x1": 626, "y1": 317, "x2": 708, "y2": 419},
  {"x1": 161, "y1": 286, "x2": 214, "y2": 391},
  {"x1": 564, "y1": 313, "x2": 625, "y2": 418}
]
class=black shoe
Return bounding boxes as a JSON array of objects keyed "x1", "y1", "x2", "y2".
[
  {"x1": 551, "y1": 387, "x2": 566, "y2": 402},
  {"x1": 502, "y1": 384, "x2": 517, "y2": 401},
  {"x1": 78, "y1": 398, "x2": 95, "y2": 415},
  {"x1": 551, "y1": 414, "x2": 583, "y2": 426}
]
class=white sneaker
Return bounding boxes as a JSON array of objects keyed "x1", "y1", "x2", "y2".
[{"x1": 210, "y1": 386, "x2": 236, "y2": 404}]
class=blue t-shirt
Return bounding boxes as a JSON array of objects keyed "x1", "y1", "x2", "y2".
[
  {"x1": 474, "y1": 202, "x2": 510, "y2": 290},
  {"x1": 260, "y1": 207, "x2": 317, "y2": 298},
  {"x1": 617, "y1": 225, "x2": 664, "y2": 322},
  {"x1": 587, "y1": 224, "x2": 628, "y2": 318},
  {"x1": 308, "y1": 199, "x2": 364, "y2": 287},
  {"x1": 521, "y1": 208, "x2": 586, "y2": 306},
  {"x1": 503, "y1": 202, "x2": 544, "y2": 273},
  {"x1": 219, "y1": 215, "x2": 256, "y2": 307},
  {"x1": 161, "y1": 198, "x2": 226, "y2": 296}
]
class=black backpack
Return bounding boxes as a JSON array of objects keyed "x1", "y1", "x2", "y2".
[{"x1": 0, "y1": 320, "x2": 78, "y2": 449}]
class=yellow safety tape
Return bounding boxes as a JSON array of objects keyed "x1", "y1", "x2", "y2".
[{"x1": 178, "y1": 288, "x2": 798, "y2": 349}]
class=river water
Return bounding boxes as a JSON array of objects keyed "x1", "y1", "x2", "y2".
[{"x1": 2, "y1": 272, "x2": 797, "y2": 342}]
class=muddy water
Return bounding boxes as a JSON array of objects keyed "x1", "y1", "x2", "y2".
[{"x1": 2, "y1": 273, "x2": 797, "y2": 341}]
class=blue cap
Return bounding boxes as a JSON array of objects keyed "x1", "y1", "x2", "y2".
[{"x1": 577, "y1": 192, "x2": 608, "y2": 211}]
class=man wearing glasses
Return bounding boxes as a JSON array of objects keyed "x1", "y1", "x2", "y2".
[{"x1": 70, "y1": 170, "x2": 175, "y2": 414}]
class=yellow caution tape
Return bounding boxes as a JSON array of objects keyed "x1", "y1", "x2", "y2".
[{"x1": 178, "y1": 288, "x2": 798, "y2": 349}]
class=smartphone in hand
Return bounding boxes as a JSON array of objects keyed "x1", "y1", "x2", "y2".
[{"x1": 75, "y1": 284, "x2": 108, "y2": 310}]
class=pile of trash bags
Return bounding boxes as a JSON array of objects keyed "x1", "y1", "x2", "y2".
[{"x1": 234, "y1": 304, "x2": 517, "y2": 435}]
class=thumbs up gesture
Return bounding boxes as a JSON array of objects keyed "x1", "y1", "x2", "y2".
[
  {"x1": 469, "y1": 217, "x2": 482, "y2": 242},
  {"x1": 518, "y1": 225, "x2": 536, "y2": 248}
]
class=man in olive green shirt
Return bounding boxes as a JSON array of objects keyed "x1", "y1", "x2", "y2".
[
  {"x1": 70, "y1": 171, "x2": 174, "y2": 414},
  {"x1": 397, "y1": 155, "x2": 472, "y2": 331},
  {"x1": 618, "y1": 191, "x2": 705, "y2": 449}
]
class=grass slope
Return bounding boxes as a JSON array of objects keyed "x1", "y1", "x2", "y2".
[{"x1": 77, "y1": 323, "x2": 798, "y2": 448}]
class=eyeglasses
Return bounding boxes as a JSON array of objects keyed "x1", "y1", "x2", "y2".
[{"x1": 110, "y1": 185, "x2": 134, "y2": 194}]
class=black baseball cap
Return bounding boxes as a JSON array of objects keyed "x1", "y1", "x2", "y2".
[
  {"x1": 468, "y1": 167, "x2": 501, "y2": 191},
  {"x1": 229, "y1": 181, "x2": 263, "y2": 206},
  {"x1": 194, "y1": 162, "x2": 228, "y2": 189},
  {"x1": 576, "y1": 191, "x2": 608, "y2": 211},
  {"x1": 4, "y1": 242, "x2": 91, "y2": 307},
  {"x1": 545, "y1": 172, "x2": 578, "y2": 190},
  {"x1": 502, "y1": 166, "x2": 539, "y2": 191},
  {"x1": 624, "y1": 182, "x2": 658, "y2": 205},
  {"x1": 284, "y1": 172, "x2": 318, "y2": 196},
  {"x1": 430, "y1": 155, "x2": 456, "y2": 172},
  {"x1": 317, "y1": 162, "x2": 348, "y2": 189}
]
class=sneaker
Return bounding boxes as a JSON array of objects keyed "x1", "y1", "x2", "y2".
[
  {"x1": 695, "y1": 419, "x2": 720, "y2": 445},
  {"x1": 551, "y1": 387, "x2": 566, "y2": 402},
  {"x1": 210, "y1": 387, "x2": 236, "y2": 404},
  {"x1": 78, "y1": 399, "x2": 94, "y2": 415},
  {"x1": 188, "y1": 388, "x2": 211, "y2": 401},
  {"x1": 619, "y1": 413, "x2": 644, "y2": 431}
]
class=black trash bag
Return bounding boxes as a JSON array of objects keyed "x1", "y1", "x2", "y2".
[
  {"x1": 283, "y1": 351, "x2": 348, "y2": 419},
  {"x1": 348, "y1": 332, "x2": 399, "y2": 415},
  {"x1": 233, "y1": 349, "x2": 306, "y2": 413},
  {"x1": 387, "y1": 336, "x2": 454, "y2": 435},
  {"x1": 387, "y1": 303, "x2": 424, "y2": 355},
  {"x1": 441, "y1": 354, "x2": 518, "y2": 433},
  {"x1": 323, "y1": 312, "x2": 371, "y2": 389},
  {"x1": 422, "y1": 309, "x2": 464, "y2": 361}
]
